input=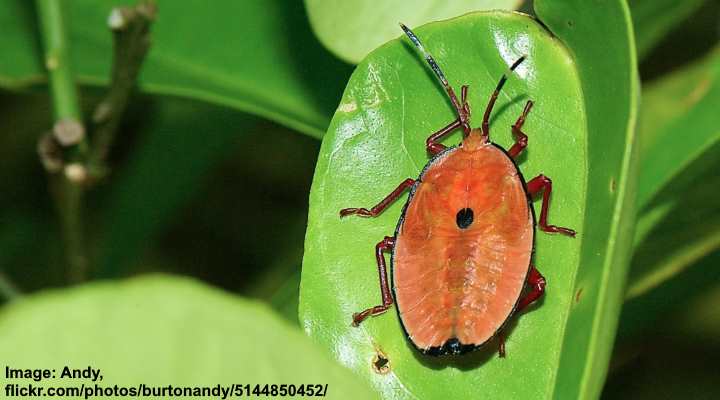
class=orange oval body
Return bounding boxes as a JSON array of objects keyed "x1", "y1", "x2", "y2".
[{"x1": 392, "y1": 132, "x2": 534, "y2": 355}]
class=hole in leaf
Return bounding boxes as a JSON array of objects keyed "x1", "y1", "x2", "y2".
[{"x1": 372, "y1": 350, "x2": 391, "y2": 374}]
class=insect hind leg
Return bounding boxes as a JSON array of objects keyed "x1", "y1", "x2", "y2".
[
  {"x1": 497, "y1": 264, "x2": 546, "y2": 357},
  {"x1": 352, "y1": 236, "x2": 396, "y2": 326}
]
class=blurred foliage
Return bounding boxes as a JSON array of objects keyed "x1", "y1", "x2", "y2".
[
  {"x1": 629, "y1": 0, "x2": 707, "y2": 60},
  {"x1": 0, "y1": 0, "x2": 717, "y2": 399},
  {"x1": 605, "y1": 251, "x2": 720, "y2": 399},
  {"x1": 305, "y1": 0, "x2": 523, "y2": 63},
  {"x1": 0, "y1": 275, "x2": 378, "y2": 399},
  {"x1": 0, "y1": 0, "x2": 351, "y2": 137}
]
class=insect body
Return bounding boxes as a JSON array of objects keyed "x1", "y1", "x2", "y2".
[{"x1": 340, "y1": 24, "x2": 576, "y2": 357}]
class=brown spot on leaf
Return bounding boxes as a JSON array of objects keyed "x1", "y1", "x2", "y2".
[{"x1": 372, "y1": 349, "x2": 391, "y2": 374}]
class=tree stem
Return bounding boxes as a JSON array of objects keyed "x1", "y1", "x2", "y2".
[
  {"x1": 87, "y1": 1, "x2": 156, "y2": 173},
  {"x1": 36, "y1": 1, "x2": 155, "y2": 283},
  {"x1": 36, "y1": 0, "x2": 81, "y2": 120},
  {"x1": 36, "y1": 0, "x2": 88, "y2": 282}
]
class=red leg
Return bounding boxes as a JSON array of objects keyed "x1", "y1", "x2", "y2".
[
  {"x1": 517, "y1": 265, "x2": 546, "y2": 313},
  {"x1": 508, "y1": 100, "x2": 533, "y2": 159},
  {"x1": 340, "y1": 179, "x2": 415, "y2": 218},
  {"x1": 352, "y1": 236, "x2": 395, "y2": 326},
  {"x1": 425, "y1": 85, "x2": 471, "y2": 155},
  {"x1": 526, "y1": 175, "x2": 576, "y2": 237},
  {"x1": 426, "y1": 119, "x2": 461, "y2": 155},
  {"x1": 481, "y1": 56, "x2": 526, "y2": 141},
  {"x1": 496, "y1": 265, "x2": 546, "y2": 357}
]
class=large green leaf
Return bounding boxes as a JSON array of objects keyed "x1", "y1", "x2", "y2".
[
  {"x1": 305, "y1": 0, "x2": 523, "y2": 64},
  {"x1": 0, "y1": 275, "x2": 377, "y2": 399},
  {"x1": 534, "y1": 2, "x2": 639, "y2": 398},
  {"x1": 300, "y1": 3, "x2": 637, "y2": 398},
  {"x1": 0, "y1": 0, "x2": 351, "y2": 137}
]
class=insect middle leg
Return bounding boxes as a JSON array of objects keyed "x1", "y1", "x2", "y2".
[
  {"x1": 527, "y1": 174, "x2": 576, "y2": 237},
  {"x1": 352, "y1": 236, "x2": 395, "y2": 326},
  {"x1": 340, "y1": 178, "x2": 415, "y2": 217},
  {"x1": 497, "y1": 264, "x2": 546, "y2": 357},
  {"x1": 508, "y1": 100, "x2": 533, "y2": 159}
]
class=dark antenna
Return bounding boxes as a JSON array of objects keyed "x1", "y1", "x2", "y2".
[
  {"x1": 400, "y1": 23, "x2": 469, "y2": 132},
  {"x1": 481, "y1": 56, "x2": 526, "y2": 139}
]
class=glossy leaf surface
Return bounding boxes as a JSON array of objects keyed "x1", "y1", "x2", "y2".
[
  {"x1": 305, "y1": 0, "x2": 522, "y2": 63},
  {"x1": 301, "y1": 2, "x2": 637, "y2": 399},
  {"x1": 302, "y1": 11, "x2": 587, "y2": 399}
]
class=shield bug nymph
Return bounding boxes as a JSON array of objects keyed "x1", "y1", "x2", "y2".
[{"x1": 340, "y1": 23, "x2": 576, "y2": 357}]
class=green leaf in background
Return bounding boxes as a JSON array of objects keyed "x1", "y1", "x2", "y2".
[
  {"x1": 606, "y1": 250, "x2": 720, "y2": 399},
  {"x1": 301, "y1": 3, "x2": 636, "y2": 396},
  {"x1": 622, "y1": 47, "x2": 720, "y2": 301},
  {"x1": 628, "y1": 0, "x2": 708, "y2": 60},
  {"x1": 635, "y1": 47, "x2": 720, "y2": 210},
  {"x1": 617, "y1": 249, "x2": 720, "y2": 342},
  {"x1": 0, "y1": 275, "x2": 378, "y2": 400},
  {"x1": 628, "y1": 167, "x2": 720, "y2": 301},
  {"x1": 615, "y1": 48, "x2": 720, "y2": 341},
  {"x1": 0, "y1": 0, "x2": 351, "y2": 138},
  {"x1": 95, "y1": 96, "x2": 256, "y2": 278},
  {"x1": 304, "y1": 0, "x2": 523, "y2": 64},
  {"x1": 534, "y1": 1, "x2": 639, "y2": 398}
]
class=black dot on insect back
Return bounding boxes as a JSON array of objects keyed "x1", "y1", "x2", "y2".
[{"x1": 456, "y1": 208, "x2": 474, "y2": 229}]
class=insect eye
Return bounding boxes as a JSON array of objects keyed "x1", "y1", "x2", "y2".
[{"x1": 456, "y1": 208, "x2": 474, "y2": 229}]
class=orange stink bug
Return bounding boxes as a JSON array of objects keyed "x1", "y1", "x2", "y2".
[{"x1": 340, "y1": 24, "x2": 576, "y2": 357}]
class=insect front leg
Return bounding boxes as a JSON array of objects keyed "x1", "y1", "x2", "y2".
[
  {"x1": 508, "y1": 100, "x2": 533, "y2": 159},
  {"x1": 352, "y1": 236, "x2": 396, "y2": 326},
  {"x1": 426, "y1": 85, "x2": 471, "y2": 155},
  {"x1": 497, "y1": 265, "x2": 546, "y2": 357},
  {"x1": 426, "y1": 118, "x2": 462, "y2": 155},
  {"x1": 340, "y1": 178, "x2": 415, "y2": 217},
  {"x1": 527, "y1": 174, "x2": 576, "y2": 237}
]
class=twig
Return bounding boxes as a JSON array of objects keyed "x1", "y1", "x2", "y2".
[
  {"x1": 87, "y1": 1, "x2": 156, "y2": 175},
  {"x1": 36, "y1": 1, "x2": 156, "y2": 283},
  {"x1": 36, "y1": 0, "x2": 89, "y2": 282}
]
